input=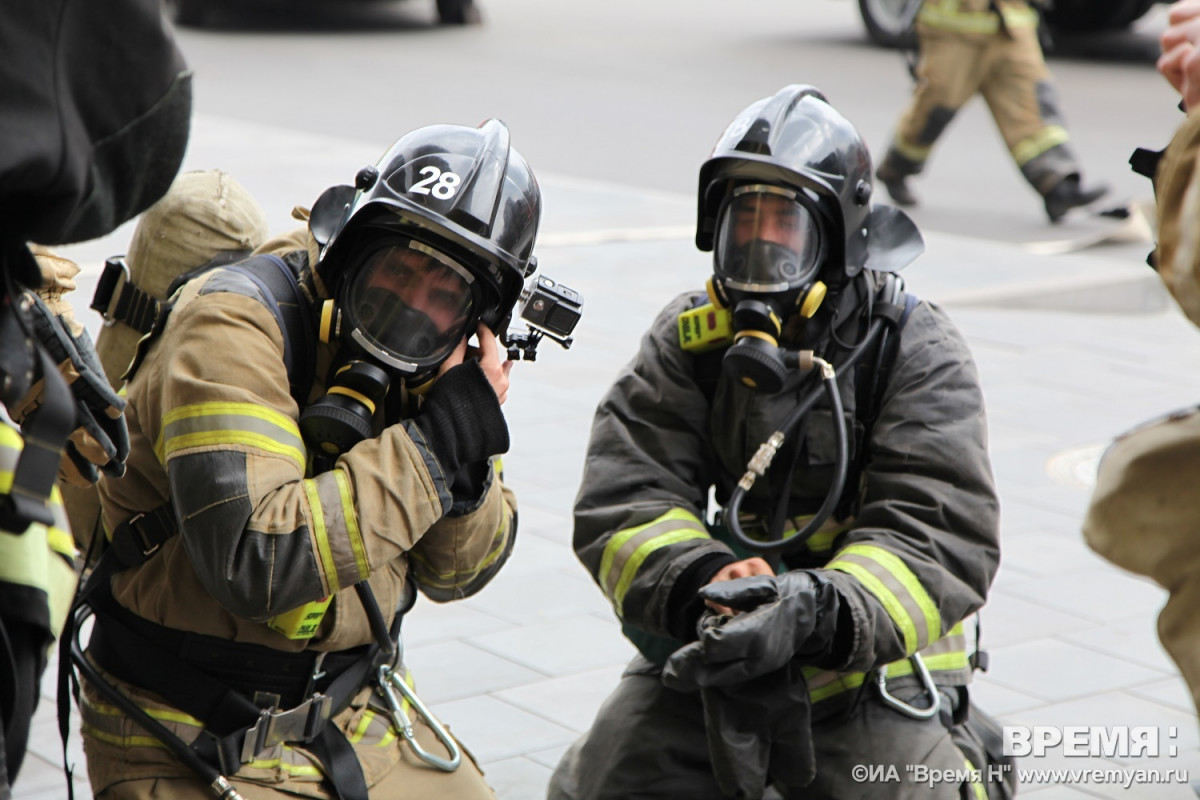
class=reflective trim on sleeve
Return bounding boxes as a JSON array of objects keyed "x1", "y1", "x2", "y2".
[
  {"x1": 408, "y1": 509, "x2": 512, "y2": 592},
  {"x1": 827, "y1": 543, "x2": 941, "y2": 654},
  {"x1": 334, "y1": 469, "x2": 369, "y2": 581},
  {"x1": 599, "y1": 509, "x2": 711, "y2": 615},
  {"x1": 303, "y1": 478, "x2": 340, "y2": 596},
  {"x1": 156, "y1": 402, "x2": 305, "y2": 472},
  {"x1": 1012, "y1": 125, "x2": 1070, "y2": 166}
]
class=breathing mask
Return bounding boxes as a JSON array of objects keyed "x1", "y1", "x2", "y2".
[
  {"x1": 299, "y1": 235, "x2": 482, "y2": 458},
  {"x1": 712, "y1": 185, "x2": 828, "y2": 393}
]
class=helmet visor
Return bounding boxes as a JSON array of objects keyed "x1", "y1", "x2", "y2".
[
  {"x1": 714, "y1": 186, "x2": 822, "y2": 292},
  {"x1": 342, "y1": 238, "x2": 475, "y2": 372}
]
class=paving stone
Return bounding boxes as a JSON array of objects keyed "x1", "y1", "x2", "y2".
[
  {"x1": 979, "y1": 592, "x2": 1098, "y2": 649},
  {"x1": 986, "y1": 639, "x2": 1173, "y2": 703},
  {"x1": 402, "y1": 600, "x2": 517, "y2": 648},
  {"x1": 481, "y1": 756, "x2": 554, "y2": 800},
  {"x1": 405, "y1": 640, "x2": 546, "y2": 703},
  {"x1": 1129, "y1": 678, "x2": 1198, "y2": 717},
  {"x1": 468, "y1": 616, "x2": 636, "y2": 677},
  {"x1": 1062, "y1": 619, "x2": 1181, "y2": 675},
  {"x1": 461, "y1": 568, "x2": 612, "y2": 626},
  {"x1": 494, "y1": 664, "x2": 627, "y2": 733},
  {"x1": 429, "y1": 696, "x2": 577, "y2": 763},
  {"x1": 996, "y1": 568, "x2": 1168, "y2": 627},
  {"x1": 528, "y1": 744, "x2": 571, "y2": 771}
]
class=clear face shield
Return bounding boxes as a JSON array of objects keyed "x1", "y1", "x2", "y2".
[
  {"x1": 714, "y1": 185, "x2": 822, "y2": 293},
  {"x1": 340, "y1": 238, "x2": 476, "y2": 374}
]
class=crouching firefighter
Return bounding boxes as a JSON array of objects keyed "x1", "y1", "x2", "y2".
[
  {"x1": 550, "y1": 86, "x2": 1017, "y2": 800},
  {"x1": 67, "y1": 120, "x2": 549, "y2": 800}
]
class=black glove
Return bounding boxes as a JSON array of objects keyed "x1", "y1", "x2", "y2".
[
  {"x1": 662, "y1": 570, "x2": 844, "y2": 691},
  {"x1": 410, "y1": 359, "x2": 509, "y2": 479},
  {"x1": 700, "y1": 660, "x2": 816, "y2": 799},
  {"x1": 11, "y1": 294, "x2": 129, "y2": 486}
]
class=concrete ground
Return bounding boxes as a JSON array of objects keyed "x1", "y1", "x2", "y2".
[{"x1": 12, "y1": 117, "x2": 1200, "y2": 799}]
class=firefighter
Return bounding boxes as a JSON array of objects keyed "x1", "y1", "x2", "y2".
[
  {"x1": 1083, "y1": 0, "x2": 1200, "y2": 721},
  {"x1": 75, "y1": 120, "x2": 541, "y2": 799},
  {"x1": 549, "y1": 86, "x2": 1013, "y2": 800},
  {"x1": 61, "y1": 169, "x2": 271, "y2": 553},
  {"x1": 875, "y1": 0, "x2": 1108, "y2": 223}
]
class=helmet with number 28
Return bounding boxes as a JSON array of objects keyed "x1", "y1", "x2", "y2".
[{"x1": 307, "y1": 119, "x2": 542, "y2": 376}]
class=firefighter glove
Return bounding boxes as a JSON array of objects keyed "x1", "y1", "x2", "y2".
[
  {"x1": 411, "y1": 359, "x2": 509, "y2": 478},
  {"x1": 699, "y1": 657, "x2": 816, "y2": 799},
  {"x1": 662, "y1": 569, "x2": 842, "y2": 691},
  {"x1": 10, "y1": 294, "x2": 129, "y2": 486}
]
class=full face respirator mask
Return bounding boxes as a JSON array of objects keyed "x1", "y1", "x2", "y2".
[
  {"x1": 299, "y1": 236, "x2": 481, "y2": 460},
  {"x1": 710, "y1": 185, "x2": 829, "y2": 393}
]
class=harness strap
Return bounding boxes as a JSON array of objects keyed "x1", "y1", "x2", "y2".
[{"x1": 86, "y1": 584, "x2": 375, "y2": 799}]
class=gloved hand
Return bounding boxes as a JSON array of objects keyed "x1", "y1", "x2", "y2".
[
  {"x1": 700, "y1": 660, "x2": 816, "y2": 799},
  {"x1": 410, "y1": 359, "x2": 509, "y2": 479},
  {"x1": 662, "y1": 569, "x2": 843, "y2": 691},
  {"x1": 9, "y1": 293, "x2": 129, "y2": 486}
]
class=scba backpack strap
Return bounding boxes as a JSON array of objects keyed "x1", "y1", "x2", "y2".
[{"x1": 100, "y1": 252, "x2": 315, "y2": 410}]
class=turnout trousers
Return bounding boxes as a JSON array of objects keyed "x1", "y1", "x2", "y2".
[
  {"x1": 79, "y1": 667, "x2": 497, "y2": 800},
  {"x1": 548, "y1": 658, "x2": 1002, "y2": 800},
  {"x1": 882, "y1": 24, "x2": 1079, "y2": 195}
]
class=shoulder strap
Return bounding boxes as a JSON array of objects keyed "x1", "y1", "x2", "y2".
[
  {"x1": 223, "y1": 254, "x2": 315, "y2": 410},
  {"x1": 84, "y1": 255, "x2": 317, "y2": 585},
  {"x1": 836, "y1": 280, "x2": 918, "y2": 519}
]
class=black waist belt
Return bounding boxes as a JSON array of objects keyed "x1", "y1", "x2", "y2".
[
  {"x1": 89, "y1": 599, "x2": 367, "y2": 710},
  {"x1": 84, "y1": 585, "x2": 378, "y2": 799}
]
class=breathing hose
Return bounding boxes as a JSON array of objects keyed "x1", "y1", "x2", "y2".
[
  {"x1": 69, "y1": 604, "x2": 247, "y2": 800},
  {"x1": 723, "y1": 312, "x2": 891, "y2": 556}
]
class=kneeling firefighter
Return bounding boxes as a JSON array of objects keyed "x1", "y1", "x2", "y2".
[
  {"x1": 550, "y1": 86, "x2": 1016, "y2": 800},
  {"x1": 71, "y1": 120, "x2": 545, "y2": 800}
]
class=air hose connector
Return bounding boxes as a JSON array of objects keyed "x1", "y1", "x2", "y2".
[{"x1": 737, "y1": 431, "x2": 786, "y2": 491}]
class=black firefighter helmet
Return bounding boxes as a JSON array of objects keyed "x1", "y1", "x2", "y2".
[
  {"x1": 697, "y1": 85, "x2": 923, "y2": 288},
  {"x1": 696, "y1": 86, "x2": 924, "y2": 392},
  {"x1": 307, "y1": 119, "x2": 541, "y2": 377}
]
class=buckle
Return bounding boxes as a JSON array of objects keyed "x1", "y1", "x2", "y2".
[
  {"x1": 240, "y1": 693, "x2": 333, "y2": 763},
  {"x1": 90, "y1": 256, "x2": 131, "y2": 325}
]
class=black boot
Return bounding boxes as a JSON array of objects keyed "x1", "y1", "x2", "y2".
[
  {"x1": 876, "y1": 163, "x2": 918, "y2": 207},
  {"x1": 1044, "y1": 175, "x2": 1108, "y2": 223}
]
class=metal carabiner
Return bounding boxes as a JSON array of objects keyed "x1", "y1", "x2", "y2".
[
  {"x1": 875, "y1": 651, "x2": 941, "y2": 720},
  {"x1": 376, "y1": 664, "x2": 462, "y2": 772}
]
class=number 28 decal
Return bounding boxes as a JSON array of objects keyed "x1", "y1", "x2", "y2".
[{"x1": 410, "y1": 166, "x2": 462, "y2": 199}]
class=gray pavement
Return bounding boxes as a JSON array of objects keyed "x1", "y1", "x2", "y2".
[{"x1": 13, "y1": 117, "x2": 1200, "y2": 799}]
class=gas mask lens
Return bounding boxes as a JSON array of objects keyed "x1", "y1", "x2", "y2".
[
  {"x1": 714, "y1": 186, "x2": 821, "y2": 292},
  {"x1": 342, "y1": 238, "x2": 475, "y2": 372}
]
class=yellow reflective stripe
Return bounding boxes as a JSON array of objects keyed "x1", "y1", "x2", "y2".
[
  {"x1": 0, "y1": 463, "x2": 75, "y2": 559},
  {"x1": 156, "y1": 402, "x2": 304, "y2": 470},
  {"x1": 335, "y1": 470, "x2": 368, "y2": 580},
  {"x1": 408, "y1": 512, "x2": 511, "y2": 589},
  {"x1": 1012, "y1": 125, "x2": 1069, "y2": 166},
  {"x1": 965, "y1": 758, "x2": 988, "y2": 800},
  {"x1": 918, "y1": 4, "x2": 1002, "y2": 32},
  {"x1": 85, "y1": 699, "x2": 204, "y2": 727},
  {"x1": 828, "y1": 559, "x2": 919, "y2": 652},
  {"x1": 803, "y1": 639, "x2": 971, "y2": 703},
  {"x1": 893, "y1": 135, "x2": 932, "y2": 164},
  {"x1": 829, "y1": 544, "x2": 941, "y2": 651},
  {"x1": 0, "y1": 424, "x2": 22, "y2": 452},
  {"x1": 247, "y1": 749, "x2": 323, "y2": 776},
  {"x1": 599, "y1": 509, "x2": 710, "y2": 613},
  {"x1": 303, "y1": 479, "x2": 339, "y2": 596},
  {"x1": 82, "y1": 723, "x2": 169, "y2": 750}
]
